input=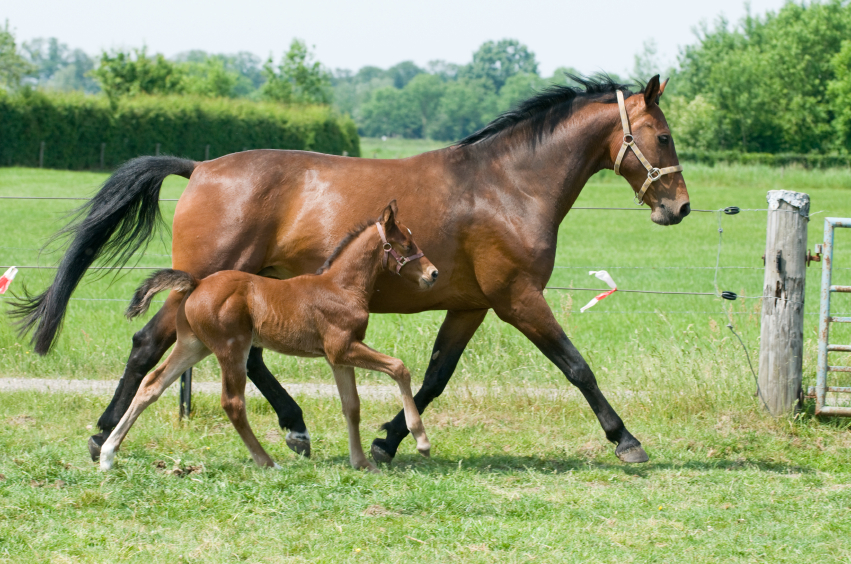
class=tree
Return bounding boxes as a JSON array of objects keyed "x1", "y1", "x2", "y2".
[
  {"x1": 403, "y1": 73, "x2": 445, "y2": 135},
  {"x1": 0, "y1": 21, "x2": 33, "y2": 91},
  {"x1": 674, "y1": 1, "x2": 851, "y2": 152},
  {"x1": 387, "y1": 60, "x2": 423, "y2": 89},
  {"x1": 92, "y1": 48, "x2": 185, "y2": 99},
  {"x1": 462, "y1": 39, "x2": 538, "y2": 92},
  {"x1": 631, "y1": 39, "x2": 661, "y2": 83},
  {"x1": 358, "y1": 86, "x2": 420, "y2": 137},
  {"x1": 828, "y1": 40, "x2": 851, "y2": 150},
  {"x1": 262, "y1": 39, "x2": 331, "y2": 104},
  {"x1": 427, "y1": 79, "x2": 498, "y2": 141}
]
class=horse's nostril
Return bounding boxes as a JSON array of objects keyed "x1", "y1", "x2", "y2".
[
  {"x1": 679, "y1": 202, "x2": 691, "y2": 218},
  {"x1": 431, "y1": 270, "x2": 439, "y2": 280}
]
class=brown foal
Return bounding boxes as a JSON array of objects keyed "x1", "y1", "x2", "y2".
[{"x1": 99, "y1": 202, "x2": 437, "y2": 472}]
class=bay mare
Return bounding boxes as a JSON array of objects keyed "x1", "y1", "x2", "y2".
[
  {"x1": 12, "y1": 75, "x2": 690, "y2": 465},
  {"x1": 100, "y1": 202, "x2": 437, "y2": 472}
]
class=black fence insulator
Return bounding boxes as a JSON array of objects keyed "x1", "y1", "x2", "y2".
[
  {"x1": 724, "y1": 207, "x2": 741, "y2": 215},
  {"x1": 721, "y1": 291, "x2": 738, "y2": 300}
]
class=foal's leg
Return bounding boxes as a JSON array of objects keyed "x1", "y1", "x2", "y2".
[
  {"x1": 493, "y1": 286, "x2": 648, "y2": 463},
  {"x1": 218, "y1": 351, "x2": 277, "y2": 469},
  {"x1": 246, "y1": 347, "x2": 310, "y2": 457},
  {"x1": 372, "y1": 309, "x2": 487, "y2": 463},
  {"x1": 89, "y1": 292, "x2": 182, "y2": 461},
  {"x1": 330, "y1": 365, "x2": 378, "y2": 472},
  {"x1": 339, "y1": 343, "x2": 430, "y2": 457},
  {"x1": 100, "y1": 337, "x2": 210, "y2": 470}
]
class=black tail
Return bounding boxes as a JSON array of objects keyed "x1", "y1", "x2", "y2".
[
  {"x1": 8, "y1": 156, "x2": 197, "y2": 354},
  {"x1": 126, "y1": 269, "x2": 198, "y2": 319}
]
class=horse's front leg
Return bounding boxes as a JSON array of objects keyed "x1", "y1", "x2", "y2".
[
  {"x1": 371, "y1": 308, "x2": 487, "y2": 464},
  {"x1": 245, "y1": 347, "x2": 311, "y2": 457},
  {"x1": 492, "y1": 285, "x2": 648, "y2": 463}
]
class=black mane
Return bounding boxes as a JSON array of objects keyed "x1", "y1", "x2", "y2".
[
  {"x1": 315, "y1": 220, "x2": 374, "y2": 274},
  {"x1": 457, "y1": 74, "x2": 635, "y2": 148}
]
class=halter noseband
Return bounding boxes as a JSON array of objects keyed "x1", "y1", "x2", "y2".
[
  {"x1": 375, "y1": 222, "x2": 424, "y2": 275},
  {"x1": 613, "y1": 90, "x2": 684, "y2": 205}
]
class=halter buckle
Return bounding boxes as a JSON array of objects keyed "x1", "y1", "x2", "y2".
[
  {"x1": 647, "y1": 167, "x2": 662, "y2": 182},
  {"x1": 383, "y1": 243, "x2": 392, "y2": 252},
  {"x1": 634, "y1": 193, "x2": 646, "y2": 206},
  {"x1": 623, "y1": 134, "x2": 634, "y2": 145}
]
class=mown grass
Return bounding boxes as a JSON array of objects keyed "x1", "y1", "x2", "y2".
[
  {"x1": 2, "y1": 147, "x2": 851, "y2": 561},
  {"x1": 1, "y1": 390, "x2": 849, "y2": 563}
]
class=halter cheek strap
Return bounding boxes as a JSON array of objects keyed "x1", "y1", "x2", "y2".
[
  {"x1": 375, "y1": 222, "x2": 424, "y2": 275},
  {"x1": 614, "y1": 90, "x2": 684, "y2": 206}
]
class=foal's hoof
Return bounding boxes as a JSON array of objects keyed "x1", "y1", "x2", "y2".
[
  {"x1": 285, "y1": 431, "x2": 311, "y2": 458},
  {"x1": 616, "y1": 444, "x2": 649, "y2": 463},
  {"x1": 370, "y1": 441, "x2": 394, "y2": 466},
  {"x1": 88, "y1": 434, "x2": 107, "y2": 462}
]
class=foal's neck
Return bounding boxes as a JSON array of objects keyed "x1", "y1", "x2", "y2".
[{"x1": 323, "y1": 228, "x2": 384, "y2": 300}]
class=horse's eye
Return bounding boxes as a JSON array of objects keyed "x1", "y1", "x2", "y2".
[{"x1": 658, "y1": 135, "x2": 670, "y2": 145}]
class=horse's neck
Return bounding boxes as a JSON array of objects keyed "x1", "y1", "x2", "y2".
[
  {"x1": 456, "y1": 103, "x2": 617, "y2": 226},
  {"x1": 325, "y1": 231, "x2": 383, "y2": 299}
]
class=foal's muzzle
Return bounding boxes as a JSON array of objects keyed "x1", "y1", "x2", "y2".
[{"x1": 420, "y1": 266, "x2": 439, "y2": 289}]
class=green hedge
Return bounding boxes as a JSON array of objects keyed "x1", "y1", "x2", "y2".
[
  {"x1": 677, "y1": 149, "x2": 851, "y2": 169},
  {"x1": 0, "y1": 90, "x2": 360, "y2": 170}
]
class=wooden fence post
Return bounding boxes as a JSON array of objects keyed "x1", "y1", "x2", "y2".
[{"x1": 759, "y1": 190, "x2": 809, "y2": 416}]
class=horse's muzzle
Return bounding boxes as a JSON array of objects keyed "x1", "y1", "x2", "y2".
[{"x1": 651, "y1": 201, "x2": 691, "y2": 226}]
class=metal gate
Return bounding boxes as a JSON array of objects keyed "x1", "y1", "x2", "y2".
[{"x1": 814, "y1": 217, "x2": 851, "y2": 416}]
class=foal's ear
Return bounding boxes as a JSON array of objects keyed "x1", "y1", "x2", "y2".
[
  {"x1": 382, "y1": 200, "x2": 398, "y2": 226},
  {"x1": 644, "y1": 74, "x2": 662, "y2": 107},
  {"x1": 659, "y1": 77, "x2": 669, "y2": 97}
]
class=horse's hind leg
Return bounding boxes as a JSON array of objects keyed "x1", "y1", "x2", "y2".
[
  {"x1": 246, "y1": 347, "x2": 310, "y2": 457},
  {"x1": 339, "y1": 343, "x2": 430, "y2": 458},
  {"x1": 100, "y1": 337, "x2": 209, "y2": 470},
  {"x1": 89, "y1": 292, "x2": 182, "y2": 461},
  {"x1": 218, "y1": 350, "x2": 277, "y2": 469},
  {"x1": 372, "y1": 309, "x2": 487, "y2": 464},
  {"x1": 329, "y1": 365, "x2": 377, "y2": 472}
]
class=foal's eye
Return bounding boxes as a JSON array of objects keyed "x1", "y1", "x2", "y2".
[{"x1": 657, "y1": 135, "x2": 670, "y2": 145}]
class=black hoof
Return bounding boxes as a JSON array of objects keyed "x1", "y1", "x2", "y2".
[
  {"x1": 88, "y1": 433, "x2": 107, "y2": 462},
  {"x1": 616, "y1": 444, "x2": 649, "y2": 463},
  {"x1": 285, "y1": 432, "x2": 311, "y2": 458},
  {"x1": 370, "y1": 440, "x2": 394, "y2": 466}
]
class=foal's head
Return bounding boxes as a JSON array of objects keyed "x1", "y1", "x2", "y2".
[
  {"x1": 378, "y1": 200, "x2": 439, "y2": 290},
  {"x1": 607, "y1": 75, "x2": 690, "y2": 226}
]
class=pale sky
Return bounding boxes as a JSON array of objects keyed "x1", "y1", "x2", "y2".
[{"x1": 5, "y1": 0, "x2": 790, "y2": 77}]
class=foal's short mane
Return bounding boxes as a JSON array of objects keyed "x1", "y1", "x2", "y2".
[
  {"x1": 315, "y1": 220, "x2": 374, "y2": 275},
  {"x1": 457, "y1": 74, "x2": 635, "y2": 148}
]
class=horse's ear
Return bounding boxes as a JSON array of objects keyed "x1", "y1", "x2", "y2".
[
  {"x1": 644, "y1": 74, "x2": 662, "y2": 107},
  {"x1": 382, "y1": 200, "x2": 398, "y2": 226}
]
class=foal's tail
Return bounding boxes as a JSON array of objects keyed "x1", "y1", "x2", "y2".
[
  {"x1": 126, "y1": 269, "x2": 199, "y2": 320},
  {"x1": 8, "y1": 156, "x2": 197, "y2": 354}
]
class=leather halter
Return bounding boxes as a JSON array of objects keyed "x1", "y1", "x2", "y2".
[
  {"x1": 375, "y1": 222, "x2": 424, "y2": 275},
  {"x1": 613, "y1": 90, "x2": 684, "y2": 205}
]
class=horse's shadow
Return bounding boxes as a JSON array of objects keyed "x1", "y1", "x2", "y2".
[{"x1": 348, "y1": 452, "x2": 817, "y2": 477}]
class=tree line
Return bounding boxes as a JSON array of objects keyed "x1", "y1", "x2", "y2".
[{"x1": 3, "y1": 0, "x2": 851, "y2": 154}]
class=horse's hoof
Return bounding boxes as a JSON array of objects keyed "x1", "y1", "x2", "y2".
[
  {"x1": 285, "y1": 431, "x2": 311, "y2": 458},
  {"x1": 616, "y1": 444, "x2": 649, "y2": 463},
  {"x1": 88, "y1": 434, "x2": 107, "y2": 462},
  {"x1": 370, "y1": 442, "x2": 394, "y2": 466}
]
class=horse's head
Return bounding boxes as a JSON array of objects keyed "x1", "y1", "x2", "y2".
[
  {"x1": 378, "y1": 200, "x2": 439, "y2": 290},
  {"x1": 609, "y1": 75, "x2": 690, "y2": 226}
]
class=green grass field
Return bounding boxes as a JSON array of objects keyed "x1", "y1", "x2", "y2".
[{"x1": 1, "y1": 142, "x2": 851, "y2": 562}]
